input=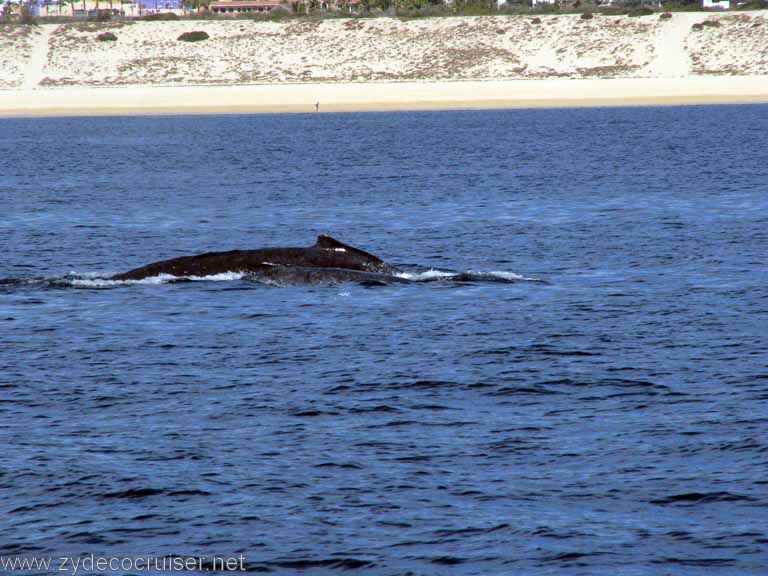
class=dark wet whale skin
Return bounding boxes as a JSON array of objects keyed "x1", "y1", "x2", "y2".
[
  {"x1": 111, "y1": 235, "x2": 397, "y2": 281},
  {"x1": 251, "y1": 264, "x2": 413, "y2": 286}
]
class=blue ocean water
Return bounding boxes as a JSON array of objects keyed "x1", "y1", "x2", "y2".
[{"x1": 1, "y1": 106, "x2": 767, "y2": 576}]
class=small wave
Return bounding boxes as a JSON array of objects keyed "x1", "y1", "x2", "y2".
[
  {"x1": 57, "y1": 272, "x2": 248, "y2": 288},
  {"x1": 3, "y1": 269, "x2": 545, "y2": 290},
  {"x1": 60, "y1": 277, "x2": 128, "y2": 289},
  {"x1": 488, "y1": 270, "x2": 529, "y2": 281},
  {"x1": 268, "y1": 558, "x2": 374, "y2": 570},
  {"x1": 4, "y1": 272, "x2": 251, "y2": 290},
  {"x1": 0, "y1": 277, "x2": 48, "y2": 287},
  {"x1": 651, "y1": 492, "x2": 756, "y2": 506},
  {"x1": 653, "y1": 557, "x2": 736, "y2": 567},
  {"x1": 396, "y1": 268, "x2": 545, "y2": 284},
  {"x1": 101, "y1": 487, "x2": 164, "y2": 499},
  {"x1": 247, "y1": 276, "x2": 284, "y2": 288},
  {"x1": 396, "y1": 269, "x2": 457, "y2": 281}
]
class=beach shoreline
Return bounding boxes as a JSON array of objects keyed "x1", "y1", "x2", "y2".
[{"x1": 2, "y1": 76, "x2": 768, "y2": 117}]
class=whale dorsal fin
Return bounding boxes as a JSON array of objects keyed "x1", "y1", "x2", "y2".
[{"x1": 314, "y1": 235, "x2": 385, "y2": 265}]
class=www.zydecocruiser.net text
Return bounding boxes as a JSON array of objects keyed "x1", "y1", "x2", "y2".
[{"x1": 0, "y1": 554, "x2": 246, "y2": 574}]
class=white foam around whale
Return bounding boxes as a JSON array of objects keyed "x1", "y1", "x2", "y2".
[
  {"x1": 63, "y1": 271, "x2": 247, "y2": 288},
  {"x1": 487, "y1": 271, "x2": 529, "y2": 281},
  {"x1": 395, "y1": 269, "x2": 457, "y2": 281},
  {"x1": 51, "y1": 269, "x2": 541, "y2": 288},
  {"x1": 396, "y1": 269, "x2": 536, "y2": 282}
]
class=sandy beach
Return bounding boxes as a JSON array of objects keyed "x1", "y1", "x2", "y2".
[
  {"x1": 2, "y1": 11, "x2": 768, "y2": 116},
  {"x1": 3, "y1": 77, "x2": 768, "y2": 116}
]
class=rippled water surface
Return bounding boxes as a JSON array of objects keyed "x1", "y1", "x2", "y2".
[{"x1": 1, "y1": 107, "x2": 767, "y2": 575}]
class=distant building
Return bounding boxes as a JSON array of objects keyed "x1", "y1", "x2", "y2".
[
  {"x1": 702, "y1": 0, "x2": 729, "y2": 7},
  {"x1": 11, "y1": 0, "x2": 182, "y2": 17},
  {"x1": 136, "y1": 0, "x2": 182, "y2": 13},
  {"x1": 1, "y1": 0, "x2": 41, "y2": 17},
  {"x1": 496, "y1": 0, "x2": 527, "y2": 7},
  {"x1": 208, "y1": 0, "x2": 281, "y2": 12}
]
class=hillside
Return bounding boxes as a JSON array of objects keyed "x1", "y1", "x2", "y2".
[{"x1": 2, "y1": 12, "x2": 768, "y2": 89}]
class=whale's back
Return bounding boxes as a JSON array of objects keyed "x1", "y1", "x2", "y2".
[{"x1": 111, "y1": 235, "x2": 396, "y2": 281}]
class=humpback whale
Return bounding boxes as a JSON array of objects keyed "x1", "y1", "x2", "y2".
[
  {"x1": 109, "y1": 235, "x2": 536, "y2": 286},
  {"x1": 112, "y1": 235, "x2": 399, "y2": 282},
  {"x1": 0, "y1": 236, "x2": 537, "y2": 288}
]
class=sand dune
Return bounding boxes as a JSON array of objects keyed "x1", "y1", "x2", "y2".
[
  {"x1": 0, "y1": 24, "x2": 35, "y2": 88},
  {"x1": 2, "y1": 12, "x2": 768, "y2": 115}
]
